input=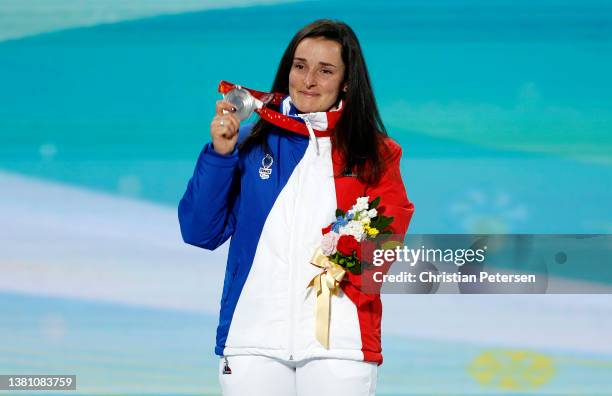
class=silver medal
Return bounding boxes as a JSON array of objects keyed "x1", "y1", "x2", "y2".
[
  {"x1": 222, "y1": 86, "x2": 272, "y2": 121},
  {"x1": 223, "y1": 87, "x2": 258, "y2": 122}
]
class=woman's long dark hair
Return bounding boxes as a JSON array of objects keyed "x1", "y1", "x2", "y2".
[{"x1": 241, "y1": 19, "x2": 389, "y2": 184}]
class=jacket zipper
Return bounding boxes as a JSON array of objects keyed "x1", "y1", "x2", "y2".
[
  {"x1": 287, "y1": 198, "x2": 297, "y2": 361},
  {"x1": 287, "y1": 144, "x2": 310, "y2": 361}
]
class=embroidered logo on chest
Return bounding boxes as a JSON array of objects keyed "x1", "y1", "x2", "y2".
[{"x1": 259, "y1": 154, "x2": 273, "y2": 180}]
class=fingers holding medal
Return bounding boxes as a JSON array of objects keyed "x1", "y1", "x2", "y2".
[{"x1": 211, "y1": 100, "x2": 240, "y2": 155}]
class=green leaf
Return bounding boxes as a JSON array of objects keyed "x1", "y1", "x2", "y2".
[
  {"x1": 376, "y1": 216, "x2": 394, "y2": 230},
  {"x1": 369, "y1": 197, "x2": 381, "y2": 209},
  {"x1": 335, "y1": 209, "x2": 345, "y2": 218}
]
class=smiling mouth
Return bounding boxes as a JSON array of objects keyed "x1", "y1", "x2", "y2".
[{"x1": 300, "y1": 91, "x2": 320, "y2": 97}]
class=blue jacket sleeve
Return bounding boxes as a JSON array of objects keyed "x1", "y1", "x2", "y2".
[{"x1": 178, "y1": 142, "x2": 240, "y2": 250}]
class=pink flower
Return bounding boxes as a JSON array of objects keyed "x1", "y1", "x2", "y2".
[{"x1": 321, "y1": 232, "x2": 340, "y2": 256}]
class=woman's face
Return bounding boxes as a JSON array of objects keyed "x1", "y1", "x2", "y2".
[{"x1": 289, "y1": 37, "x2": 346, "y2": 113}]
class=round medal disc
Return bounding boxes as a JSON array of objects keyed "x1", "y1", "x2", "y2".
[{"x1": 224, "y1": 87, "x2": 256, "y2": 121}]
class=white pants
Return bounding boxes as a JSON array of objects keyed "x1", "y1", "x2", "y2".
[{"x1": 218, "y1": 355, "x2": 378, "y2": 396}]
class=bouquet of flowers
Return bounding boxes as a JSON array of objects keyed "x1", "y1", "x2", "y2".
[
  {"x1": 308, "y1": 196, "x2": 395, "y2": 348},
  {"x1": 319, "y1": 196, "x2": 394, "y2": 275}
]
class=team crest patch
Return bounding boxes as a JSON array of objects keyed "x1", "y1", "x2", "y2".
[{"x1": 259, "y1": 153, "x2": 273, "y2": 180}]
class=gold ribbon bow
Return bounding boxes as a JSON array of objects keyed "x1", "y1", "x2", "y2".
[{"x1": 307, "y1": 249, "x2": 346, "y2": 349}]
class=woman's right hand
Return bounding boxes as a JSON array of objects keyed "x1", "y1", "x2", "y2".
[{"x1": 210, "y1": 100, "x2": 240, "y2": 155}]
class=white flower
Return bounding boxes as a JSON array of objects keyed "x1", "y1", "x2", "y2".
[
  {"x1": 361, "y1": 217, "x2": 371, "y2": 225},
  {"x1": 339, "y1": 220, "x2": 365, "y2": 241},
  {"x1": 368, "y1": 208, "x2": 377, "y2": 218},
  {"x1": 321, "y1": 232, "x2": 340, "y2": 255},
  {"x1": 357, "y1": 196, "x2": 370, "y2": 205},
  {"x1": 352, "y1": 196, "x2": 370, "y2": 213}
]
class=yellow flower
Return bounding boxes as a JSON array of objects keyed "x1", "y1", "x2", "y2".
[{"x1": 367, "y1": 227, "x2": 379, "y2": 236}]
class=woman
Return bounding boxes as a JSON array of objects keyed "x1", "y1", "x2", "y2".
[{"x1": 179, "y1": 19, "x2": 414, "y2": 396}]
